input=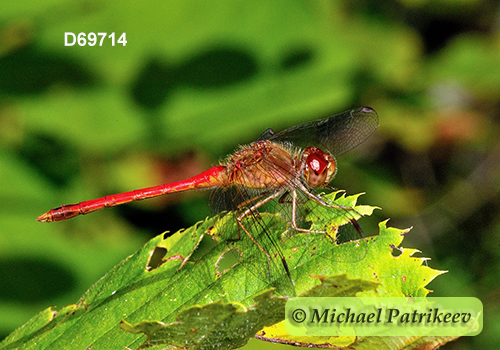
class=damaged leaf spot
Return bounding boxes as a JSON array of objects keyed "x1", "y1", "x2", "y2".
[
  {"x1": 146, "y1": 246, "x2": 168, "y2": 271},
  {"x1": 390, "y1": 244, "x2": 403, "y2": 257},
  {"x1": 188, "y1": 232, "x2": 218, "y2": 262},
  {"x1": 216, "y1": 248, "x2": 242, "y2": 276}
]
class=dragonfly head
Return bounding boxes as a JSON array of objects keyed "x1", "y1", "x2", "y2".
[{"x1": 302, "y1": 147, "x2": 337, "y2": 188}]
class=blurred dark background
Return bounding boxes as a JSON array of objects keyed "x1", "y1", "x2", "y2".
[{"x1": 1, "y1": 0, "x2": 499, "y2": 348}]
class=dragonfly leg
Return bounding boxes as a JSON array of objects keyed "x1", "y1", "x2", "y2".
[
  {"x1": 289, "y1": 184, "x2": 363, "y2": 238},
  {"x1": 277, "y1": 191, "x2": 307, "y2": 205},
  {"x1": 288, "y1": 188, "x2": 326, "y2": 234},
  {"x1": 298, "y1": 181, "x2": 363, "y2": 217},
  {"x1": 236, "y1": 189, "x2": 286, "y2": 277},
  {"x1": 236, "y1": 190, "x2": 284, "y2": 255}
]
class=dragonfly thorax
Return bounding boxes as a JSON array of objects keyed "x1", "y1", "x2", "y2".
[
  {"x1": 226, "y1": 140, "x2": 296, "y2": 189},
  {"x1": 301, "y1": 147, "x2": 336, "y2": 188}
]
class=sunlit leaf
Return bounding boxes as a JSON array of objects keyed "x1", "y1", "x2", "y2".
[{"x1": 0, "y1": 193, "x2": 445, "y2": 350}]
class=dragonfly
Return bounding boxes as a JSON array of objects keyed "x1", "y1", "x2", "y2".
[{"x1": 37, "y1": 106, "x2": 379, "y2": 292}]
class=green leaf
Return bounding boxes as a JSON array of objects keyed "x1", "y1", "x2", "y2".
[
  {"x1": 120, "y1": 275, "x2": 377, "y2": 350},
  {"x1": 119, "y1": 289, "x2": 286, "y2": 350},
  {"x1": 0, "y1": 193, "x2": 445, "y2": 350}
]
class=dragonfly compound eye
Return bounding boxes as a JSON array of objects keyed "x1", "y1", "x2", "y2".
[{"x1": 303, "y1": 147, "x2": 336, "y2": 188}]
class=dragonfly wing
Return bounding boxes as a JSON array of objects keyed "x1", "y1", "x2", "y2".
[
  {"x1": 266, "y1": 107, "x2": 379, "y2": 157},
  {"x1": 210, "y1": 185, "x2": 273, "y2": 214},
  {"x1": 209, "y1": 185, "x2": 297, "y2": 296},
  {"x1": 255, "y1": 128, "x2": 275, "y2": 141}
]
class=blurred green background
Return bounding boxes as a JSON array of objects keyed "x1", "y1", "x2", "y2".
[{"x1": 1, "y1": 0, "x2": 499, "y2": 348}]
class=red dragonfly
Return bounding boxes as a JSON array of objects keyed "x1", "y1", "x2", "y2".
[{"x1": 38, "y1": 107, "x2": 378, "y2": 288}]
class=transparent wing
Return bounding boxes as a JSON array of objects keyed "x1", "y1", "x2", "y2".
[
  {"x1": 263, "y1": 106, "x2": 379, "y2": 157},
  {"x1": 210, "y1": 185, "x2": 297, "y2": 296}
]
